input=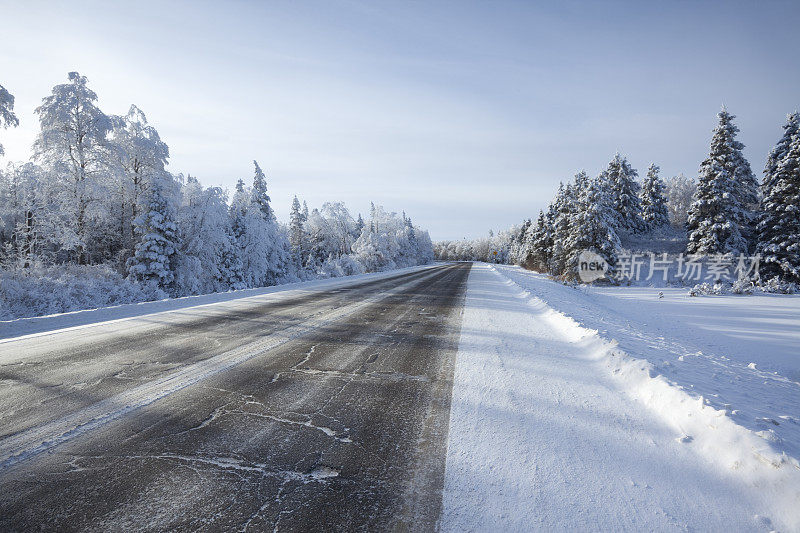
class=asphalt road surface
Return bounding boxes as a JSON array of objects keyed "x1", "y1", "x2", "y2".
[{"x1": 0, "y1": 262, "x2": 471, "y2": 532}]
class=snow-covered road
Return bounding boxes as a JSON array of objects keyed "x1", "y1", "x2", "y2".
[{"x1": 442, "y1": 264, "x2": 793, "y2": 532}]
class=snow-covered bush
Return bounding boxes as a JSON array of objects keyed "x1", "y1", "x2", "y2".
[
  {"x1": 730, "y1": 279, "x2": 755, "y2": 294},
  {"x1": 316, "y1": 254, "x2": 364, "y2": 278},
  {"x1": 688, "y1": 282, "x2": 725, "y2": 297},
  {"x1": 758, "y1": 276, "x2": 797, "y2": 294},
  {"x1": 0, "y1": 264, "x2": 165, "y2": 320}
]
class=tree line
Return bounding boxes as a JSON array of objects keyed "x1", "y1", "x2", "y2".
[
  {"x1": 437, "y1": 108, "x2": 800, "y2": 284},
  {"x1": 0, "y1": 73, "x2": 433, "y2": 317}
]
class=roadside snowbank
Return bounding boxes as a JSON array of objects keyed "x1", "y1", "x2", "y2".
[
  {"x1": 443, "y1": 263, "x2": 798, "y2": 531},
  {"x1": 488, "y1": 264, "x2": 800, "y2": 530},
  {"x1": 0, "y1": 264, "x2": 436, "y2": 341}
]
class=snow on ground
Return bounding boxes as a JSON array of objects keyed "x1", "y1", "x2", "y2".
[
  {"x1": 493, "y1": 264, "x2": 800, "y2": 465},
  {"x1": 0, "y1": 264, "x2": 436, "y2": 341},
  {"x1": 442, "y1": 263, "x2": 799, "y2": 532}
]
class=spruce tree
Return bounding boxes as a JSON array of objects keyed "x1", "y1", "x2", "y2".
[
  {"x1": 599, "y1": 154, "x2": 645, "y2": 233},
  {"x1": 687, "y1": 109, "x2": 754, "y2": 255},
  {"x1": 550, "y1": 182, "x2": 575, "y2": 276},
  {"x1": 565, "y1": 173, "x2": 620, "y2": 281},
  {"x1": 758, "y1": 129, "x2": 800, "y2": 281},
  {"x1": 763, "y1": 113, "x2": 799, "y2": 197},
  {"x1": 757, "y1": 113, "x2": 799, "y2": 278},
  {"x1": 128, "y1": 176, "x2": 180, "y2": 291},
  {"x1": 640, "y1": 164, "x2": 670, "y2": 230},
  {"x1": 289, "y1": 195, "x2": 304, "y2": 252},
  {"x1": 251, "y1": 160, "x2": 274, "y2": 221},
  {"x1": 528, "y1": 211, "x2": 552, "y2": 272}
]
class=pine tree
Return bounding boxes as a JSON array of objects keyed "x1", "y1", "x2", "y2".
[
  {"x1": 757, "y1": 128, "x2": 800, "y2": 281},
  {"x1": 763, "y1": 113, "x2": 799, "y2": 197},
  {"x1": 128, "y1": 176, "x2": 180, "y2": 291},
  {"x1": 251, "y1": 160, "x2": 274, "y2": 221},
  {"x1": 640, "y1": 164, "x2": 670, "y2": 230},
  {"x1": 550, "y1": 182, "x2": 575, "y2": 276},
  {"x1": 289, "y1": 195, "x2": 304, "y2": 253},
  {"x1": 527, "y1": 211, "x2": 552, "y2": 272},
  {"x1": 565, "y1": 173, "x2": 620, "y2": 280},
  {"x1": 687, "y1": 109, "x2": 754, "y2": 255},
  {"x1": 599, "y1": 154, "x2": 644, "y2": 233},
  {"x1": 757, "y1": 113, "x2": 799, "y2": 278}
]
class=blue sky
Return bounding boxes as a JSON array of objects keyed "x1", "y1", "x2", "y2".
[{"x1": 1, "y1": 0, "x2": 799, "y2": 239}]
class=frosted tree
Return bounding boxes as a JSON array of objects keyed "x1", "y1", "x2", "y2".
[
  {"x1": 509, "y1": 218, "x2": 531, "y2": 265},
  {"x1": 237, "y1": 163, "x2": 291, "y2": 287},
  {"x1": 175, "y1": 177, "x2": 243, "y2": 294},
  {"x1": 687, "y1": 109, "x2": 754, "y2": 255},
  {"x1": 127, "y1": 175, "x2": 180, "y2": 292},
  {"x1": 289, "y1": 195, "x2": 305, "y2": 259},
  {"x1": 229, "y1": 178, "x2": 248, "y2": 242},
  {"x1": 0, "y1": 163, "x2": 45, "y2": 266},
  {"x1": 757, "y1": 112, "x2": 799, "y2": 278},
  {"x1": 640, "y1": 164, "x2": 670, "y2": 230},
  {"x1": 251, "y1": 160, "x2": 274, "y2": 221},
  {"x1": 762, "y1": 112, "x2": 799, "y2": 197},
  {"x1": 527, "y1": 211, "x2": 552, "y2": 272},
  {"x1": 665, "y1": 174, "x2": 696, "y2": 229},
  {"x1": 757, "y1": 125, "x2": 800, "y2": 281},
  {"x1": 565, "y1": 173, "x2": 620, "y2": 280},
  {"x1": 108, "y1": 105, "x2": 169, "y2": 256},
  {"x1": 34, "y1": 72, "x2": 112, "y2": 263},
  {"x1": 599, "y1": 153, "x2": 644, "y2": 233},
  {"x1": 550, "y1": 182, "x2": 577, "y2": 275},
  {"x1": 0, "y1": 84, "x2": 20, "y2": 157}
]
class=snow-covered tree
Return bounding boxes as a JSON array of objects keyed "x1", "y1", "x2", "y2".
[
  {"x1": 640, "y1": 164, "x2": 670, "y2": 230},
  {"x1": 757, "y1": 122, "x2": 800, "y2": 281},
  {"x1": 289, "y1": 195, "x2": 305, "y2": 261},
  {"x1": 599, "y1": 153, "x2": 644, "y2": 233},
  {"x1": 0, "y1": 162, "x2": 46, "y2": 267},
  {"x1": 127, "y1": 175, "x2": 180, "y2": 291},
  {"x1": 108, "y1": 105, "x2": 169, "y2": 257},
  {"x1": 34, "y1": 72, "x2": 113, "y2": 264},
  {"x1": 508, "y1": 218, "x2": 531, "y2": 265},
  {"x1": 762, "y1": 112, "x2": 799, "y2": 198},
  {"x1": 550, "y1": 182, "x2": 576, "y2": 275},
  {"x1": 251, "y1": 160, "x2": 274, "y2": 221},
  {"x1": 565, "y1": 172, "x2": 620, "y2": 280},
  {"x1": 687, "y1": 109, "x2": 754, "y2": 255},
  {"x1": 526, "y1": 211, "x2": 552, "y2": 272},
  {"x1": 237, "y1": 162, "x2": 291, "y2": 287},
  {"x1": 175, "y1": 176, "x2": 243, "y2": 294},
  {"x1": 0, "y1": 84, "x2": 20, "y2": 157},
  {"x1": 757, "y1": 112, "x2": 799, "y2": 279},
  {"x1": 665, "y1": 174, "x2": 696, "y2": 229}
]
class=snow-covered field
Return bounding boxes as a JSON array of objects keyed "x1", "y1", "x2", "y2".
[{"x1": 443, "y1": 263, "x2": 800, "y2": 531}]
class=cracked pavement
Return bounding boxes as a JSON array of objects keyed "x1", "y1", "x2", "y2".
[{"x1": 0, "y1": 263, "x2": 471, "y2": 531}]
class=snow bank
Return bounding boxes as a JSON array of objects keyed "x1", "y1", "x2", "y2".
[
  {"x1": 488, "y1": 264, "x2": 800, "y2": 531},
  {"x1": 443, "y1": 264, "x2": 775, "y2": 531}
]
